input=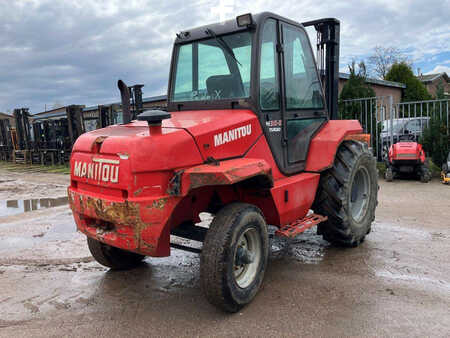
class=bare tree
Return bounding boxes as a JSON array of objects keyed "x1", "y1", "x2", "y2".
[
  {"x1": 368, "y1": 46, "x2": 410, "y2": 80},
  {"x1": 348, "y1": 59, "x2": 368, "y2": 78},
  {"x1": 358, "y1": 60, "x2": 368, "y2": 78}
]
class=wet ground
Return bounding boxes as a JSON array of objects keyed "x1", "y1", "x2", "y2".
[{"x1": 0, "y1": 168, "x2": 449, "y2": 337}]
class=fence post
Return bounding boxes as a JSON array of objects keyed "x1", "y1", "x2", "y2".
[
  {"x1": 447, "y1": 100, "x2": 449, "y2": 136},
  {"x1": 389, "y1": 95, "x2": 394, "y2": 149}
]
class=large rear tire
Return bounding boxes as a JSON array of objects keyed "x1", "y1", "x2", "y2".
[
  {"x1": 313, "y1": 141, "x2": 378, "y2": 247},
  {"x1": 87, "y1": 237, "x2": 145, "y2": 270},
  {"x1": 200, "y1": 203, "x2": 269, "y2": 313}
]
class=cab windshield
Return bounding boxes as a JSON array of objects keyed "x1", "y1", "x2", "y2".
[{"x1": 171, "y1": 31, "x2": 252, "y2": 102}]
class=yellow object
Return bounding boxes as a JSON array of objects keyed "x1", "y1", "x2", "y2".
[{"x1": 442, "y1": 171, "x2": 450, "y2": 184}]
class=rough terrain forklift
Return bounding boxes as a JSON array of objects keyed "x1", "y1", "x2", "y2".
[
  {"x1": 384, "y1": 134, "x2": 431, "y2": 183},
  {"x1": 68, "y1": 12, "x2": 378, "y2": 312}
]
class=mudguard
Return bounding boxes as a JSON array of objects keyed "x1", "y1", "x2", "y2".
[
  {"x1": 171, "y1": 158, "x2": 273, "y2": 196},
  {"x1": 305, "y1": 120, "x2": 364, "y2": 172}
]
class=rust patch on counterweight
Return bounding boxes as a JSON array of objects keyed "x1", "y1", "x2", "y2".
[
  {"x1": 149, "y1": 197, "x2": 168, "y2": 210},
  {"x1": 84, "y1": 196, "x2": 146, "y2": 228}
]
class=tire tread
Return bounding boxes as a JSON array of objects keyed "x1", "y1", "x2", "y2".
[{"x1": 313, "y1": 140, "x2": 378, "y2": 246}]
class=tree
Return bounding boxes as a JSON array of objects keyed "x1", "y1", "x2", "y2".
[
  {"x1": 420, "y1": 115, "x2": 449, "y2": 167},
  {"x1": 368, "y1": 46, "x2": 410, "y2": 79},
  {"x1": 340, "y1": 60, "x2": 375, "y2": 101},
  {"x1": 385, "y1": 62, "x2": 432, "y2": 102},
  {"x1": 339, "y1": 60, "x2": 376, "y2": 120},
  {"x1": 435, "y1": 80, "x2": 445, "y2": 99}
]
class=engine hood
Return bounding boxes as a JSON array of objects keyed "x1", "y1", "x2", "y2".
[
  {"x1": 72, "y1": 122, "x2": 203, "y2": 172},
  {"x1": 164, "y1": 109, "x2": 262, "y2": 160},
  {"x1": 70, "y1": 123, "x2": 203, "y2": 195},
  {"x1": 70, "y1": 109, "x2": 262, "y2": 194},
  {"x1": 391, "y1": 141, "x2": 422, "y2": 161}
]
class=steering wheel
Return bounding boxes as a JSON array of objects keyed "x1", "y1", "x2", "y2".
[
  {"x1": 299, "y1": 79, "x2": 321, "y2": 107},
  {"x1": 399, "y1": 134, "x2": 416, "y2": 141}
]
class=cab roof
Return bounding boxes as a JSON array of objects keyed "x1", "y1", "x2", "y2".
[{"x1": 174, "y1": 12, "x2": 307, "y2": 44}]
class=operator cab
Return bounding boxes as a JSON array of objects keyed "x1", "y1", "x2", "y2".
[{"x1": 167, "y1": 12, "x2": 338, "y2": 174}]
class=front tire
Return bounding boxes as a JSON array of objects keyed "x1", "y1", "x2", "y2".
[
  {"x1": 385, "y1": 167, "x2": 394, "y2": 182},
  {"x1": 313, "y1": 141, "x2": 378, "y2": 247},
  {"x1": 87, "y1": 237, "x2": 145, "y2": 270},
  {"x1": 419, "y1": 164, "x2": 431, "y2": 183},
  {"x1": 200, "y1": 203, "x2": 269, "y2": 313}
]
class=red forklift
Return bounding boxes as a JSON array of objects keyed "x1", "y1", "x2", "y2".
[
  {"x1": 68, "y1": 12, "x2": 378, "y2": 312},
  {"x1": 385, "y1": 134, "x2": 431, "y2": 182}
]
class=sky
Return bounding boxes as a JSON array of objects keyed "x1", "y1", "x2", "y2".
[{"x1": 1, "y1": 0, "x2": 449, "y2": 114}]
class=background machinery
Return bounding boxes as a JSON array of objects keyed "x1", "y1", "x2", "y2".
[
  {"x1": 442, "y1": 151, "x2": 450, "y2": 184},
  {"x1": 385, "y1": 136, "x2": 431, "y2": 182}
]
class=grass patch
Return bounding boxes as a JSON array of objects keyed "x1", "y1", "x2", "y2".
[
  {"x1": 377, "y1": 159, "x2": 441, "y2": 178},
  {"x1": 0, "y1": 161, "x2": 70, "y2": 174},
  {"x1": 427, "y1": 160, "x2": 442, "y2": 178},
  {"x1": 377, "y1": 162, "x2": 386, "y2": 178}
]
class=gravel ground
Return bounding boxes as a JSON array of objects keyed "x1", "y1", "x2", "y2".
[{"x1": 0, "y1": 168, "x2": 449, "y2": 337}]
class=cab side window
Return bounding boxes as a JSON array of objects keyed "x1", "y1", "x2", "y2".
[
  {"x1": 259, "y1": 19, "x2": 280, "y2": 110},
  {"x1": 282, "y1": 25, "x2": 323, "y2": 110},
  {"x1": 282, "y1": 24, "x2": 325, "y2": 166}
]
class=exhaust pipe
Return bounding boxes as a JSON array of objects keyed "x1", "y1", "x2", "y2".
[{"x1": 118, "y1": 79, "x2": 131, "y2": 124}]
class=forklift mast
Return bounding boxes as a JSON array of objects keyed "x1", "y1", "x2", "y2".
[
  {"x1": 302, "y1": 18, "x2": 340, "y2": 120},
  {"x1": 13, "y1": 108, "x2": 32, "y2": 150},
  {"x1": 130, "y1": 84, "x2": 144, "y2": 120}
]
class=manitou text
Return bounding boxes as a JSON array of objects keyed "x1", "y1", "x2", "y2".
[
  {"x1": 214, "y1": 124, "x2": 252, "y2": 147},
  {"x1": 73, "y1": 158, "x2": 119, "y2": 183}
]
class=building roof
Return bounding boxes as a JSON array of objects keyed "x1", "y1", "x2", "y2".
[
  {"x1": 418, "y1": 72, "x2": 449, "y2": 83},
  {"x1": 33, "y1": 107, "x2": 64, "y2": 116},
  {"x1": 339, "y1": 72, "x2": 406, "y2": 88},
  {"x1": 83, "y1": 103, "x2": 117, "y2": 112},
  {"x1": 0, "y1": 112, "x2": 13, "y2": 119},
  {"x1": 32, "y1": 111, "x2": 67, "y2": 120},
  {"x1": 82, "y1": 94, "x2": 167, "y2": 112},
  {"x1": 142, "y1": 94, "x2": 167, "y2": 103}
]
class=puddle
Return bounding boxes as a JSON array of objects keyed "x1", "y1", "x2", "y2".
[
  {"x1": 0, "y1": 197, "x2": 68, "y2": 217},
  {"x1": 269, "y1": 227, "x2": 329, "y2": 264}
]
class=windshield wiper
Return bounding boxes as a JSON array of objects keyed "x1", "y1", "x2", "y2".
[{"x1": 205, "y1": 28, "x2": 242, "y2": 67}]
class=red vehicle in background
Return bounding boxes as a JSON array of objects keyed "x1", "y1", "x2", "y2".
[
  {"x1": 385, "y1": 136, "x2": 431, "y2": 182},
  {"x1": 68, "y1": 12, "x2": 378, "y2": 312}
]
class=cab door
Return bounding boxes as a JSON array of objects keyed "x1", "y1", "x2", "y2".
[
  {"x1": 258, "y1": 18, "x2": 284, "y2": 172},
  {"x1": 280, "y1": 22, "x2": 327, "y2": 174},
  {"x1": 258, "y1": 18, "x2": 327, "y2": 175}
]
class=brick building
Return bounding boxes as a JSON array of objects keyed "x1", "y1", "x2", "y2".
[
  {"x1": 338, "y1": 73, "x2": 405, "y2": 103},
  {"x1": 418, "y1": 72, "x2": 449, "y2": 98}
]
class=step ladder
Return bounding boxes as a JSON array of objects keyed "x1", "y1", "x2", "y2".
[{"x1": 275, "y1": 214, "x2": 327, "y2": 238}]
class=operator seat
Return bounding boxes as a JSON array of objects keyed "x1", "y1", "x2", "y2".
[{"x1": 206, "y1": 74, "x2": 243, "y2": 99}]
